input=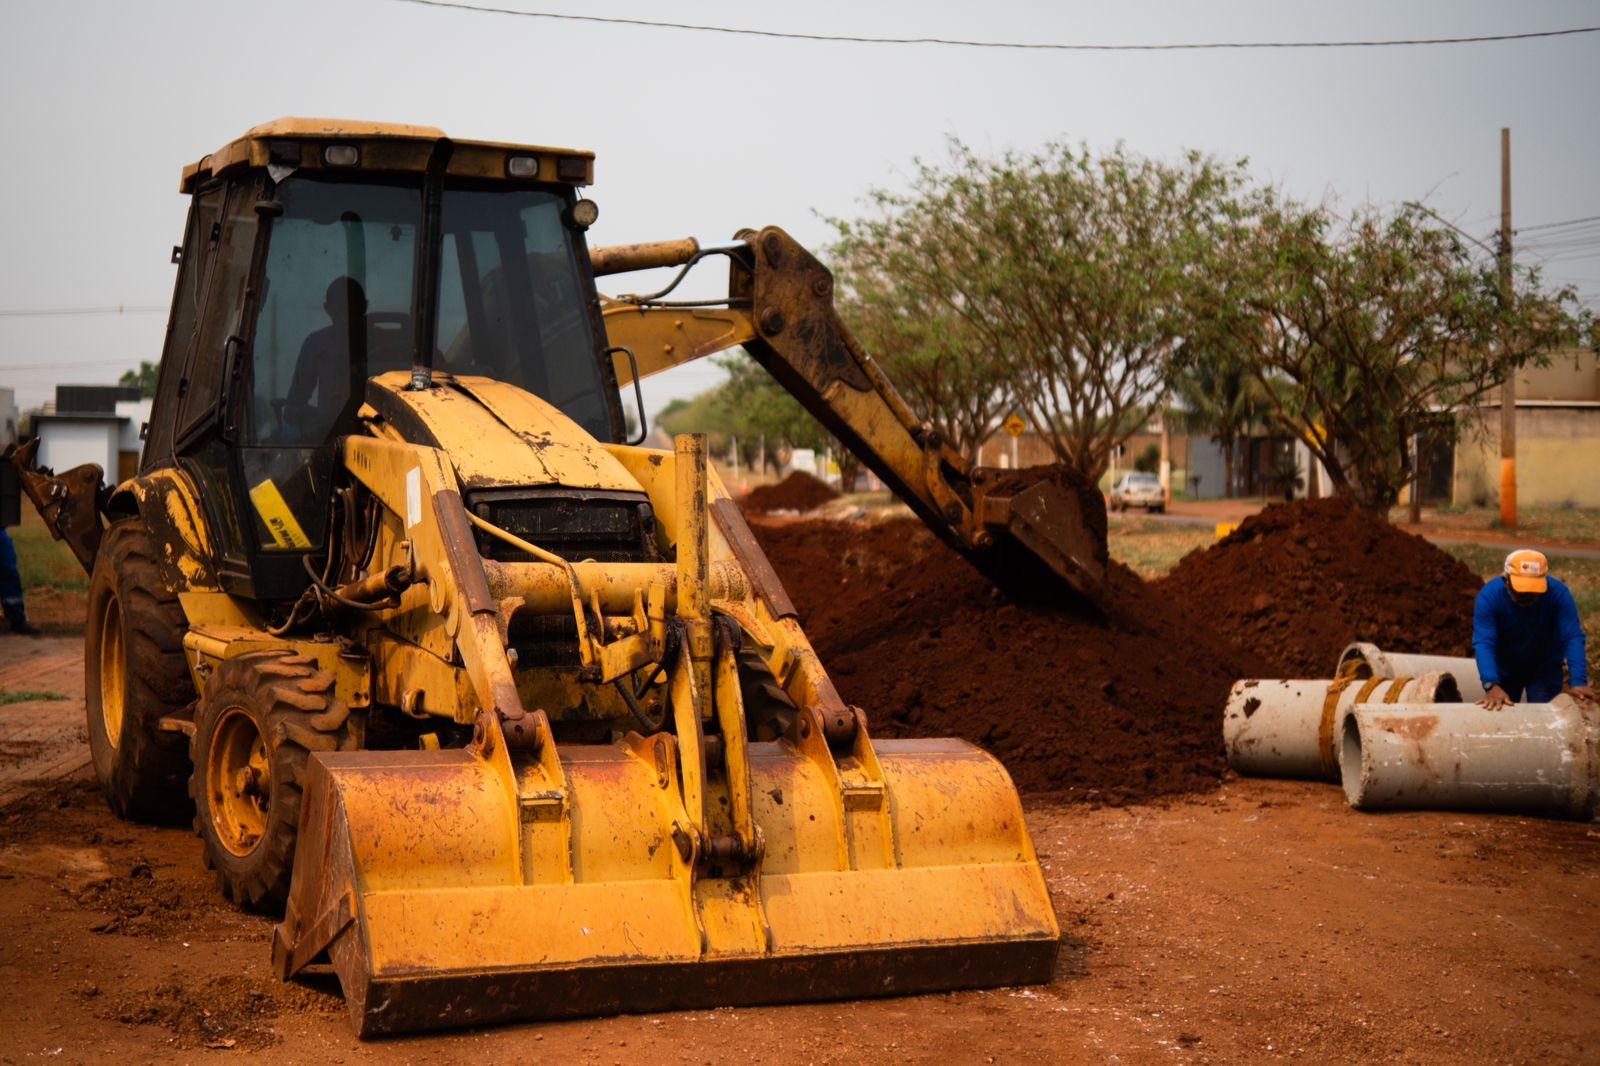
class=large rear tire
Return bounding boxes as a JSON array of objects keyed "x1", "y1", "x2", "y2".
[
  {"x1": 738, "y1": 644, "x2": 798, "y2": 741},
  {"x1": 84, "y1": 518, "x2": 195, "y2": 822},
  {"x1": 189, "y1": 649, "x2": 357, "y2": 911}
]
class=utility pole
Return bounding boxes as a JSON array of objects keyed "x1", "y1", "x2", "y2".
[
  {"x1": 1498, "y1": 127, "x2": 1516, "y2": 529},
  {"x1": 1158, "y1": 406, "x2": 1172, "y2": 507}
]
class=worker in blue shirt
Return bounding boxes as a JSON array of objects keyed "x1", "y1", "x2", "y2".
[{"x1": 1474, "y1": 549, "x2": 1592, "y2": 709}]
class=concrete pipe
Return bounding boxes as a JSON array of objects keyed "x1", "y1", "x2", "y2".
[
  {"x1": 1223, "y1": 672, "x2": 1462, "y2": 782},
  {"x1": 1340, "y1": 696, "x2": 1600, "y2": 820},
  {"x1": 1336, "y1": 642, "x2": 1487, "y2": 703}
]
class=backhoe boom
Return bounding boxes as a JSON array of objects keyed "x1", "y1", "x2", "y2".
[{"x1": 600, "y1": 227, "x2": 1108, "y2": 606}]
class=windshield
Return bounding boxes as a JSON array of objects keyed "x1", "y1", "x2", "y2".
[
  {"x1": 245, "y1": 174, "x2": 612, "y2": 448},
  {"x1": 1128, "y1": 474, "x2": 1159, "y2": 484},
  {"x1": 436, "y1": 182, "x2": 610, "y2": 438}
]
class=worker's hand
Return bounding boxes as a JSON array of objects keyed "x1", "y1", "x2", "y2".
[
  {"x1": 1567, "y1": 684, "x2": 1597, "y2": 705},
  {"x1": 1477, "y1": 685, "x2": 1513, "y2": 710}
]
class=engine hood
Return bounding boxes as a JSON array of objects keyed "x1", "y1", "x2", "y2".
[{"x1": 363, "y1": 372, "x2": 641, "y2": 494}]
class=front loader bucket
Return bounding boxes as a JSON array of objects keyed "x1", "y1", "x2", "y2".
[{"x1": 273, "y1": 736, "x2": 1059, "y2": 1036}]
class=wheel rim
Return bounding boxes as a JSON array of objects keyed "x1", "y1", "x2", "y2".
[
  {"x1": 97, "y1": 592, "x2": 127, "y2": 749},
  {"x1": 207, "y1": 707, "x2": 270, "y2": 857}
]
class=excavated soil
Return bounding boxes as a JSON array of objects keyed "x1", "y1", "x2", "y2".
[
  {"x1": 750, "y1": 517, "x2": 1272, "y2": 801},
  {"x1": 1157, "y1": 497, "x2": 1483, "y2": 677},
  {"x1": 740, "y1": 471, "x2": 841, "y2": 513}
]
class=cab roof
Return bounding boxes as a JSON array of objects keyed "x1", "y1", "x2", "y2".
[{"x1": 179, "y1": 117, "x2": 595, "y2": 193}]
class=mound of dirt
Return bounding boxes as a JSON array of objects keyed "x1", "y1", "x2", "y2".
[
  {"x1": 750, "y1": 517, "x2": 1272, "y2": 801},
  {"x1": 1157, "y1": 497, "x2": 1482, "y2": 677},
  {"x1": 740, "y1": 471, "x2": 841, "y2": 514}
]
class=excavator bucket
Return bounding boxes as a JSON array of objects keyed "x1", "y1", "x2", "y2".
[
  {"x1": 273, "y1": 733, "x2": 1059, "y2": 1036},
  {"x1": 972, "y1": 470, "x2": 1110, "y2": 607}
]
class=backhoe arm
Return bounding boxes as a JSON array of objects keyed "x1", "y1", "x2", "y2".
[{"x1": 597, "y1": 227, "x2": 1108, "y2": 606}]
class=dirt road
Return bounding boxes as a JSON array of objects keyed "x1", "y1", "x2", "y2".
[{"x1": 3, "y1": 635, "x2": 1598, "y2": 1063}]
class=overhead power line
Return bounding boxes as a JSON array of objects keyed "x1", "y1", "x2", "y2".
[
  {"x1": 1517, "y1": 213, "x2": 1600, "y2": 233},
  {"x1": 387, "y1": 1, "x2": 1600, "y2": 52},
  {"x1": 0, "y1": 304, "x2": 165, "y2": 319}
]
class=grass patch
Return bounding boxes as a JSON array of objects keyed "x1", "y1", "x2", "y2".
[
  {"x1": 1395, "y1": 505, "x2": 1600, "y2": 545},
  {"x1": 11, "y1": 508, "x2": 89, "y2": 593},
  {"x1": 1108, "y1": 518, "x2": 1216, "y2": 580},
  {"x1": 0, "y1": 689, "x2": 67, "y2": 706},
  {"x1": 1441, "y1": 543, "x2": 1599, "y2": 681}
]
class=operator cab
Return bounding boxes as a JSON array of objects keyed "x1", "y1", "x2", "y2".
[{"x1": 143, "y1": 120, "x2": 620, "y2": 600}]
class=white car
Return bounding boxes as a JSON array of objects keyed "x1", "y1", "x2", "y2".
[{"x1": 1110, "y1": 472, "x2": 1165, "y2": 512}]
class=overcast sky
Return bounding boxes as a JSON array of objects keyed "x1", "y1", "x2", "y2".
[{"x1": 2, "y1": 0, "x2": 1596, "y2": 418}]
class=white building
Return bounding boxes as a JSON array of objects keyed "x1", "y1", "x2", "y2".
[{"x1": 32, "y1": 384, "x2": 151, "y2": 485}]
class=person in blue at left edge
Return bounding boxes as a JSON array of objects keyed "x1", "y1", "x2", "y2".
[
  {"x1": 0, "y1": 527, "x2": 39, "y2": 636},
  {"x1": 1473, "y1": 548, "x2": 1592, "y2": 709}
]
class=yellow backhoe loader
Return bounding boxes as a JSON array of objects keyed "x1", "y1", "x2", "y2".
[{"x1": 13, "y1": 119, "x2": 1102, "y2": 1036}]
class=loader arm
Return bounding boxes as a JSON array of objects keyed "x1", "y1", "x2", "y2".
[{"x1": 599, "y1": 227, "x2": 1108, "y2": 606}]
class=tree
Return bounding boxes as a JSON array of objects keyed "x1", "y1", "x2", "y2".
[
  {"x1": 1213, "y1": 201, "x2": 1589, "y2": 511},
  {"x1": 1166, "y1": 341, "x2": 1270, "y2": 498},
  {"x1": 119, "y1": 360, "x2": 159, "y2": 398},
  {"x1": 828, "y1": 231, "x2": 1010, "y2": 459},
  {"x1": 655, "y1": 353, "x2": 865, "y2": 488},
  {"x1": 828, "y1": 140, "x2": 1259, "y2": 485}
]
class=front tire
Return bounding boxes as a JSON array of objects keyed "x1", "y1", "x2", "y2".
[
  {"x1": 84, "y1": 518, "x2": 195, "y2": 822},
  {"x1": 189, "y1": 649, "x2": 357, "y2": 911}
]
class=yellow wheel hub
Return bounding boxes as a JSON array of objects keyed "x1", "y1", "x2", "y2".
[
  {"x1": 208, "y1": 707, "x2": 270, "y2": 857},
  {"x1": 97, "y1": 593, "x2": 126, "y2": 749}
]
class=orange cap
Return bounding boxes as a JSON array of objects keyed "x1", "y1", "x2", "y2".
[{"x1": 1504, "y1": 549, "x2": 1549, "y2": 594}]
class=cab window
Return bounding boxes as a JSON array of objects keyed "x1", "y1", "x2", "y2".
[
  {"x1": 436, "y1": 183, "x2": 611, "y2": 438},
  {"x1": 247, "y1": 176, "x2": 422, "y2": 447}
]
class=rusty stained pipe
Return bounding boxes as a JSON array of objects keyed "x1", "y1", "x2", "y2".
[
  {"x1": 590, "y1": 238, "x2": 700, "y2": 277},
  {"x1": 1223, "y1": 673, "x2": 1462, "y2": 782},
  {"x1": 1336, "y1": 642, "x2": 1487, "y2": 702},
  {"x1": 1341, "y1": 696, "x2": 1599, "y2": 819},
  {"x1": 482, "y1": 559, "x2": 746, "y2": 614}
]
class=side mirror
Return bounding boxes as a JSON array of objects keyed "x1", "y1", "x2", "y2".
[{"x1": 607, "y1": 345, "x2": 648, "y2": 446}]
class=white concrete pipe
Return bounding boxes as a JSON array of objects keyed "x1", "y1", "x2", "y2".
[
  {"x1": 1223, "y1": 672, "x2": 1462, "y2": 781},
  {"x1": 1340, "y1": 696, "x2": 1600, "y2": 819},
  {"x1": 1336, "y1": 642, "x2": 1487, "y2": 702}
]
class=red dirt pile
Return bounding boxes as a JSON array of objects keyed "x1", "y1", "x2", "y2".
[
  {"x1": 1157, "y1": 496, "x2": 1483, "y2": 676},
  {"x1": 741, "y1": 471, "x2": 841, "y2": 514},
  {"x1": 750, "y1": 517, "x2": 1272, "y2": 801}
]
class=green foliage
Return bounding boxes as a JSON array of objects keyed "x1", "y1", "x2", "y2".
[
  {"x1": 118, "y1": 360, "x2": 159, "y2": 398},
  {"x1": 827, "y1": 139, "x2": 1261, "y2": 483},
  {"x1": 828, "y1": 222, "x2": 1009, "y2": 458},
  {"x1": 1167, "y1": 339, "x2": 1276, "y2": 498},
  {"x1": 1132, "y1": 443, "x2": 1161, "y2": 473},
  {"x1": 655, "y1": 354, "x2": 834, "y2": 470},
  {"x1": 1207, "y1": 201, "x2": 1591, "y2": 511}
]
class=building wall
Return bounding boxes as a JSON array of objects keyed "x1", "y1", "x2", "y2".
[
  {"x1": 1454, "y1": 406, "x2": 1600, "y2": 508},
  {"x1": 0, "y1": 387, "x2": 17, "y2": 447},
  {"x1": 113, "y1": 398, "x2": 152, "y2": 453},
  {"x1": 37, "y1": 421, "x2": 119, "y2": 481},
  {"x1": 1511, "y1": 348, "x2": 1600, "y2": 402}
]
